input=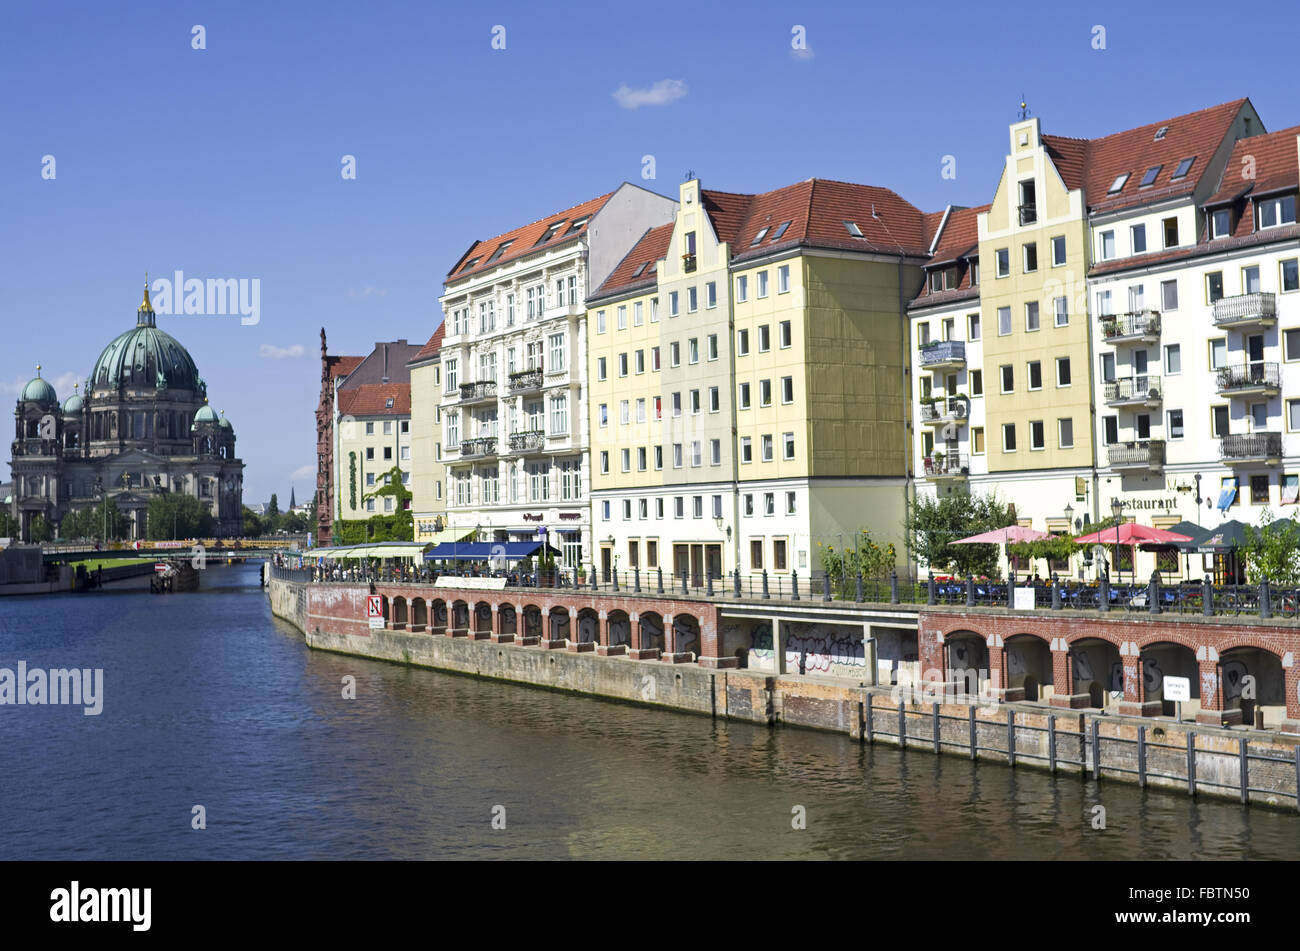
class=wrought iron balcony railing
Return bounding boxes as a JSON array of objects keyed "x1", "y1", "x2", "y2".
[
  {"x1": 922, "y1": 453, "x2": 969, "y2": 478},
  {"x1": 507, "y1": 368, "x2": 544, "y2": 393},
  {"x1": 1108, "y1": 440, "x2": 1165, "y2": 470},
  {"x1": 459, "y1": 381, "x2": 497, "y2": 403},
  {"x1": 918, "y1": 340, "x2": 966, "y2": 368},
  {"x1": 1099, "y1": 311, "x2": 1160, "y2": 343},
  {"x1": 1216, "y1": 362, "x2": 1280, "y2": 394},
  {"x1": 459, "y1": 437, "x2": 497, "y2": 458},
  {"x1": 1103, "y1": 375, "x2": 1162, "y2": 405},
  {"x1": 1212, "y1": 292, "x2": 1277, "y2": 328},
  {"x1": 1220, "y1": 432, "x2": 1282, "y2": 462},
  {"x1": 507, "y1": 430, "x2": 546, "y2": 453}
]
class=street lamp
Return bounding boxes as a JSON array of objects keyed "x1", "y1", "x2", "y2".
[{"x1": 1111, "y1": 498, "x2": 1124, "y2": 588}]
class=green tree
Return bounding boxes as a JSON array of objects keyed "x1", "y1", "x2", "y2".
[
  {"x1": 81, "y1": 496, "x2": 128, "y2": 541},
  {"x1": 29, "y1": 514, "x2": 53, "y2": 543},
  {"x1": 819, "y1": 530, "x2": 897, "y2": 593},
  {"x1": 267, "y1": 493, "x2": 280, "y2": 517},
  {"x1": 242, "y1": 506, "x2": 263, "y2": 537},
  {"x1": 360, "y1": 466, "x2": 413, "y2": 541},
  {"x1": 0, "y1": 509, "x2": 17, "y2": 538},
  {"x1": 1243, "y1": 510, "x2": 1300, "y2": 585},
  {"x1": 147, "y1": 493, "x2": 216, "y2": 540},
  {"x1": 905, "y1": 491, "x2": 1015, "y2": 578}
]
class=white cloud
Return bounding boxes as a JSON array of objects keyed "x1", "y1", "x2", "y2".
[
  {"x1": 259, "y1": 343, "x2": 305, "y2": 359},
  {"x1": 291, "y1": 464, "x2": 316, "y2": 481},
  {"x1": 613, "y1": 79, "x2": 688, "y2": 110},
  {"x1": 0, "y1": 370, "x2": 80, "y2": 399},
  {"x1": 348, "y1": 286, "x2": 388, "y2": 299}
]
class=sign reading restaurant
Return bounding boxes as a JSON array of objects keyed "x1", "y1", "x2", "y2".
[{"x1": 1121, "y1": 497, "x2": 1180, "y2": 511}]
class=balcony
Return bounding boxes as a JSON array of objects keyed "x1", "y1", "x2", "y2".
[
  {"x1": 1018, "y1": 203, "x2": 1038, "y2": 226},
  {"x1": 459, "y1": 437, "x2": 497, "y2": 459},
  {"x1": 507, "y1": 367, "x2": 543, "y2": 394},
  {"x1": 459, "y1": 381, "x2": 498, "y2": 405},
  {"x1": 922, "y1": 453, "x2": 969, "y2": 479},
  {"x1": 11, "y1": 438, "x2": 57, "y2": 458},
  {"x1": 919, "y1": 340, "x2": 966, "y2": 371},
  {"x1": 1103, "y1": 375, "x2": 1163, "y2": 407},
  {"x1": 682, "y1": 253, "x2": 697, "y2": 274},
  {"x1": 1108, "y1": 440, "x2": 1165, "y2": 471},
  {"x1": 1099, "y1": 311, "x2": 1160, "y2": 345},
  {"x1": 919, "y1": 396, "x2": 970, "y2": 427},
  {"x1": 507, "y1": 430, "x2": 546, "y2": 454},
  {"x1": 1215, "y1": 362, "x2": 1280, "y2": 398},
  {"x1": 1220, "y1": 432, "x2": 1282, "y2": 465},
  {"x1": 1212, "y1": 292, "x2": 1277, "y2": 330}
]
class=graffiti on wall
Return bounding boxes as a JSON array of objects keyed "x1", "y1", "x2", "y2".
[
  {"x1": 608, "y1": 615, "x2": 630, "y2": 646},
  {"x1": 578, "y1": 614, "x2": 599, "y2": 644},
  {"x1": 750, "y1": 622, "x2": 865, "y2": 675}
]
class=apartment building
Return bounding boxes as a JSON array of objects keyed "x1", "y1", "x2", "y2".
[
  {"x1": 437, "y1": 183, "x2": 677, "y2": 569},
  {"x1": 589, "y1": 177, "x2": 927, "y2": 584},
  {"x1": 407, "y1": 323, "x2": 446, "y2": 544}
]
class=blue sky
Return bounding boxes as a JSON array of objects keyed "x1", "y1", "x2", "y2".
[{"x1": 3, "y1": 0, "x2": 1298, "y2": 505}]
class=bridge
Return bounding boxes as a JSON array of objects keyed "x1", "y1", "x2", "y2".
[{"x1": 40, "y1": 535, "x2": 310, "y2": 563}]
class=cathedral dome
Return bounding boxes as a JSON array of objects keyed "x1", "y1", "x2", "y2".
[
  {"x1": 62, "y1": 393, "x2": 84, "y2": 414},
  {"x1": 21, "y1": 373, "x2": 57, "y2": 405},
  {"x1": 192, "y1": 404, "x2": 220, "y2": 428},
  {"x1": 89, "y1": 286, "x2": 202, "y2": 394}
]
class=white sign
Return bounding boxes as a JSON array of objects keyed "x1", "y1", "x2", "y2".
[
  {"x1": 435, "y1": 575, "x2": 507, "y2": 590},
  {"x1": 1164, "y1": 676, "x2": 1191, "y2": 702},
  {"x1": 367, "y1": 595, "x2": 384, "y2": 629},
  {"x1": 1013, "y1": 587, "x2": 1035, "y2": 611}
]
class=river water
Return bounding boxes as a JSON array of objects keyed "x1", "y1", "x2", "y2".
[{"x1": 1, "y1": 563, "x2": 1297, "y2": 860}]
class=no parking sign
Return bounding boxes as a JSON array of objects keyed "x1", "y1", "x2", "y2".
[{"x1": 367, "y1": 595, "x2": 383, "y2": 629}]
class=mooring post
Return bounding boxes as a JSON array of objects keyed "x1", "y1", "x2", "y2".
[
  {"x1": 933, "y1": 702, "x2": 941, "y2": 753},
  {"x1": 1137, "y1": 725, "x2": 1147, "y2": 787},
  {"x1": 1240, "y1": 737, "x2": 1249, "y2": 804},
  {"x1": 1187, "y1": 731, "x2": 1197, "y2": 798},
  {"x1": 1048, "y1": 715, "x2": 1057, "y2": 772},
  {"x1": 865, "y1": 692, "x2": 874, "y2": 743},
  {"x1": 1091, "y1": 718, "x2": 1101, "y2": 780},
  {"x1": 968, "y1": 705, "x2": 977, "y2": 760},
  {"x1": 898, "y1": 701, "x2": 906, "y2": 749},
  {"x1": 1007, "y1": 709, "x2": 1016, "y2": 767}
]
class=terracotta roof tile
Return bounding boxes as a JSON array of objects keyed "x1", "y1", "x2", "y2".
[
  {"x1": 446, "y1": 191, "x2": 616, "y2": 282},
  {"x1": 928, "y1": 205, "x2": 988, "y2": 263},
  {"x1": 337, "y1": 382, "x2": 410, "y2": 418},
  {"x1": 328, "y1": 355, "x2": 363, "y2": 380},
  {"x1": 590, "y1": 223, "x2": 675, "y2": 301},
  {"x1": 1088, "y1": 223, "x2": 1300, "y2": 278},
  {"x1": 700, "y1": 190, "x2": 753, "y2": 247},
  {"x1": 409, "y1": 322, "x2": 445, "y2": 364},
  {"x1": 1206, "y1": 125, "x2": 1300, "y2": 206}
]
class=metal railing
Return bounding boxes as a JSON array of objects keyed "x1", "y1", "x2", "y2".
[
  {"x1": 1103, "y1": 375, "x2": 1162, "y2": 404},
  {"x1": 922, "y1": 453, "x2": 969, "y2": 477},
  {"x1": 459, "y1": 437, "x2": 497, "y2": 458},
  {"x1": 1018, "y1": 203, "x2": 1037, "y2": 226},
  {"x1": 1220, "y1": 431, "x2": 1281, "y2": 461},
  {"x1": 459, "y1": 380, "x2": 497, "y2": 403},
  {"x1": 1212, "y1": 291, "x2": 1277, "y2": 327},
  {"x1": 1107, "y1": 439, "x2": 1164, "y2": 469},
  {"x1": 507, "y1": 368, "x2": 543, "y2": 392},
  {"x1": 919, "y1": 397, "x2": 969, "y2": 422},
  {"x1": 1099, "y1": 311, "x2": 1160, "y2": 341},
  {"x1": 1216, "y1": 362, "x2": 1279, "y2": 393},
  {"x1": 507, "y1": 430, "x2": 545, "y2": 453},
  {"x1": 919, "y1": 340, "x2": 966, "y2": 367}
]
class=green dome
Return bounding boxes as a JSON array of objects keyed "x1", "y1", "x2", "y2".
[
  {"x1": 194, "y1": 404, "x2": 220, "y2": 425},
  {"x1": 218, "y1": 412, "x2": 232, "y2": 430},
  {"x1": 62, "y1": 393, "x2": 84, "y2": 414},
  {"x1": 90, "y1": 323, "x2": 201, "y2": 393},
  {"x1": 21, "y1": 377, "x2": 57, "y2": 404}
]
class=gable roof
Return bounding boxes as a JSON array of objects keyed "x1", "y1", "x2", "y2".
[
  {"x1": 326, "y1": 355, "x2": 363, "y2": 382},
  {"x1": 1042, "y1": 99, "x2": 1250, "y2": 213},
  {"x1": 1206, "y1": 125, "x2": 1300, "y2": 206},
  {"x1": 927, "y1": 204, "x2": 988, "y2": 266},
  {"x1": 409, "y1": 322, "x2": 445, "y2": 365},
  {"x1": 337, "y1": 382, "x2": 410, "y2": 418},
  {"x1": 590, "y1": 223, "x2": 675, "y2": 301},
  {"x1": 446, "y1": 191, "x2": 616, "y2": 283},
  {"x1": 338, "y1": 340, "x2": 423, "y2": 389},
  {"x1": 700, "y1": 189, "x2": 753, "y2": 247}
]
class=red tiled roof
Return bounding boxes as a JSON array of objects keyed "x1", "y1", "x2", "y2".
[
  {"x1": 1043, "y1": 99, "x2": 1249, "y2": 212},
  {"x1": 337, "y1": 382, "x2": 410, "y2": 417},
  {"x1": 922, "y1": 210, "x2": 947, "y2": 250},
  {"x1": 1206, "y1": 125, "x2": 1300, "y2": 206},
  {"x1": 591, "y1": 223, "x2": 675, "y2": 301},
  {"x1": 328, "y1": 355, "x2": 363, "y2": 380},
  {"x1": 1088, "y1": 223, "x2": 1300, "y2": 278},
  {"x1": 700, "y1": 190, "x2": 753, "y2": 247},
  {"x1": 446, "y1": 191, "x2": 616, "y2": 282},
  {"x1": 409, "y1": 322, "x2": 445, "y2": 364},
  {"x1": 928, "y1": 205, "x2": 988, "y2": 264}
]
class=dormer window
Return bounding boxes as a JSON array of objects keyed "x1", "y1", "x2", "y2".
[
  {"x1": 534, "y1": 221, "x2": 565, "y2": 247},
  {"x1": 928, "y1": 271, "x2": 943, "y2": 293},
  {"x1": 1108, "y1": 173, "x2": 1129, "y2": 194},
  {"x1": 1139, "y1": 165, "x2": 1163, "y2": 188},
  {"x1": 565, "y1": 216, "x2": 590, "y2": 235},
  {"x1": 1211, "y1": 208, "x2": 1232, "y2": 239},
  {"x1": 485, "y1": 240, "x2": 513, "y2": 264},
  {"x1": 750, "y1": 227, "x2": 769, "y2": 246},
  {"x1": 460, "y1": 257, "x2": 481, "y2": 273},
  {"x1": 843, "y1": 220, "x2": 863, "y2": 238},
  {"x1": 1171, "y1": 157, "x2": 1195, "y2": 181},
  {"x1": 769, "y1": 220, "x2": 792, "y2": 242},
  {"x1": 1259, "y1": 195, "x2": 1297, "y2": 230}
]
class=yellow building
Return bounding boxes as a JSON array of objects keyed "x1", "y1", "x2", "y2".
[{"x1": 407, "y1": 324, "x2": 446, "y2": 543}]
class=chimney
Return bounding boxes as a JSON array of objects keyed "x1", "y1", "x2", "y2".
[{"x1": 382, "y1": 343, "x2": 390, "y2": 383}]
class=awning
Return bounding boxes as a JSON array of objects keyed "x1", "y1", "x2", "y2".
[
  {"x1": 1217, "y1": 478, "x2": 1238, "y2": 512},
  {"x1": 305, "y1": 542, "x2": 430, "y2": 561},
  {"x1": 424, "y1": 541, "x2": 561, "y2": 562}
]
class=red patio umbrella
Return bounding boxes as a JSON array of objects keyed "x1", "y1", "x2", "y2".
[
  {"x1": 952, "y1": 525, "x2": 1052, "y2": 544},
  {"x1": 1073, "y1": 523, "x2": 1191, "y2": 546}
]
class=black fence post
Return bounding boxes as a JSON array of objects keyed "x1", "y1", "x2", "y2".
[
  {"x1": 967, "y1": 573, "x2": 976, "y2": 607},
  {"x1": 612, "y1": 568, "x2": 620, "y2": 592},
  {"x1": 1202, "y1": 576, "x2": 1213, "y2": 617},
  {"x1": 681, "y1": 569, "x2": 688, "y2": 596},
  {"x1": 1048, "y1": 715, "x2": 1057, "y2": 772},
  {"x1": 734, "y1": 568, "x2": 741, "y2": 597},
  {"x1": 889, "y1": 570, "x2": 899, "y2": 604},
  {"x1": 706, "y1": 569, "x2": 714, "y2": 598},
  {"x1": 1239, "y1": 738, "x2": 1249, "y2": 804},
  {"x1": 1007, "y1": 709, "x2": 1016, "y2": 766},
  {"x1": 634, "y1": 566, "x2": 641, "y2": 593},
  {"x1": 968, "y1": 705, "x2": 977, "y2": 760},
  {"x1": 1091, "y1": 718, "x2": 1101, "y2": 780},
  {"x1": 1148, "y1": 570, "x2": 1161, "y2": 615},
  {"x1": 591, "y1": 564, "x2": 598, "y2": 591},
  {"x1": 823, "y1": 573, "x2": 832, "y2": 602},
  {"x1": 865, "y1": 692, "x2": 874, "y2": 742},
  {"x1": 762, "y1": 570, "x2": 770, "y2": 599},
  {"x1": 1099, "y1": 572, "x2": 1110, "y2": 613},
  {"x1": 1051, "y1": 573, "x2": 1062, "y2": 610},
  {"x1": 1006, "y1": 572, "x2": 1015, "y2": 609},
  {"x1": 1187, "y1": 731, "x2": 1197, "y2": 797},
  {"x1": 1260, "y1": 575, "x2": 1272, "y2": 619},
  {"x1": 856, "y1": 572, "x2": 864, "y2": 603},
  {"x1": 933, "y1": 702, "x2": 941, "y2": 753},
  {"x1": 792, "y1": 570, "x2": 800, "y2": 601},
  {"x1": 897, "y1": 701, "x2": 906, "y2": 749},
  {"x1": 927, "y1": 575, "x2": 937, "y2": 605},
  {"x1": 657, "y1": 567, "x2": 664, "y2": 594}
]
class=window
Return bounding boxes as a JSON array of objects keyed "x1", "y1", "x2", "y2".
[
  {"x1": 654, "y1": 445, "x2": 663, "y2": 470},
  {"x1": 688, "y1": 338, "x2": 699, "y2": 364},
  {"x1": 736, "y1": 275, "x2": 748, "y2": 302},
  {"x1": 777, "y1": 265, "x2": 790, "y2": 293},
  {"x1": 743, "y1": 494, "x2": 754, "y2": 517},
  {"x1": 750, "y1": 540, "x2": 763, "y2": 569},
  {"x1": 618, "y1": 353, "x2": 628, "y2": 377},
  {"x1": 1000, "y1": 364, "x2": 1014, "y2": 393},
  {"x1": 617, "y1": 305, "x2": 627, "y2": 330},
  {"x1": 1243, "y1": 265, "x2": 1261, "y2": 295},
  {"x1": 1211, "y1": 208, "x2": 1232, "y2": 239},
  {"x1": 1029, "y1": 420, "x2": 1045, "y2": 450},
  {"x1": 998, "y1": 307, "x2": 1011, "y2": 336},
  {"x1": 650, "y1": 297, "x2": 659, "y2": 322},
  {"x1": 773, "y1": 539, "x2": 787, "y2": 571},
  {"x1": 1023, "y1": 242, "x2": 1038, "y2": 273},
  {"x1": 1056, "y1": 357, "x2": 1071, "y2": 387},
  {"x1": 1099, "y1": 230, "x2": 1115, "y2": 260},
  {"x1": 758, "y1": 271, "x2": 769, "y2": 297},
  {"x1": 1209, "y1": 337, "x2": 1227, "y2": 370},
  {"x1": 781, "y1": 376, "x2": 794, "y2": 404},
  {"x1": 737, "y1": 328, "x2": 749, "y2": 356},
  {"x1": 687, "y1": 287, "x2": 698, "y2": 312},
  {"x1": 671, "y1": 392, "x2": 681, "y2": 417},
  {"x1": 672, "y1": 443, "x2": 683, "y2": 468},
  {"x1": 972, "y1": 427, "x2": 985, "y2": 454},
  {"x1": 674, "y1": 497, "x2": 684, "y2": 518},
  {"x1": 779, "y1": 320, "x2": 792, "y2": 348},
  {"x1": 600, "y1": 450, "x2": 609, "y2": 473},
  {"x1": 1054, "y1": 296, "x2": 1068, "y2": 327},
  {"x1": 1171, "y1": 157, "x2": 1195, "y2": 180},
  {"x1": 709, "y1": 387, "x2": 720, "y2": 413},
  {"x1": 968, "y1": 313, "x2": 981, "y2": 340},
  {"x1": 1002, "y1": 423, "x2": 1016, "y2": 452},
  {"x1": 1283, "y1": 259, "x2": 1299, "y2": 293},
  {"x1": 365, "y1": 421, "x2": 375, "y2": 435},
  {"x1": 597, "y1": 357, "x2": 607, "y2": 381},
  {"x1": 1058, "y1": 418, "x2": 1074, "y2": 449},
  {"x1": 669, "y1": 291, "x2": 679, "y2": 316},
  {"x1": 1138, "y1": 164, "x2": 1162, "y2": 188},
  {"x1": 711, "y1": 495, "x2": 723, "y2": 520},
  {"x1": 1206, "y1": 272, "x2": 1224, "y2": 304},
  {"x1": 635, "y1": 350, "x2": 645, "y2": 374},
  {"x1": 653, "y1": 396, "x2": 662, "y2": 420},
  {"x1": 758, "y1": 325, "x2": 770, "y2": 352},
  {"x1": 1096, "y1": 289, "x2": 1113, "y2": 317},
  {"x1": 1131, "y1": 223, "x2": 1147, "y2": 254},
  {"x1": 1103, "y1": 415, "x2": 1118, "y2": 445},
  {"x1": 690, "y1": 389, "x2": 700, "y2": 414},
  {"x1": 707, "y1": 334, "x2": 718, "y2": 361},
  {"x1": 761, "y1": 434, "x2": 773, "y2": 462},
  {"x1": 1027, "y1": 361, "x2": 1042, "y2": 390},
  {"x1": 738, "y1": 382, "x2": 751, "y2": 409},
  {"x1": 1168, "y1": 409, "x2": 1184, "y2": 439},
  {"x1": 598, "y1": 403, "x2": 608, "y2": 428},
  {"x1": 970, "y1": 260, "x2": 979, "y2": 285},
  {"x1": 550, "y1": 394, "x2": 568, "y2": 434},
  {"x1": 669, "y1": 342, "x2": 680, "y2": 367},
  {"x1": 621, "y1": 448, "x2": 630, "y2": 472},
  {"x1": 1289, "y1": 399, "x2": 1300, "y2": 432},
  {"x1": 1163, "y1": 217, "x2": 1179, "y2": 248},
  {"x1": 764, "y1": 493, "x2": 776, "y2": 517},
  {"x1": 1211, "y1": 405, "x2": 1230, "y2": 438},
  {"x1": 693, "y1": 496, "x2": 703, "y2": 519},
  {"x1": 636, "y1": 398, "x2": 646, "y2": 423},
  {"x1": 651, "y1": 346, "x2": 660, "y2": 371},
  {"x1": 1051, "y1": 235, "x2": 1066, "y2": 266},
  {"x1": 710, "y1": 439, "x2": 721, "y2": 465},
  {"x1": 996, "y1": 248, "x2": 1009, "y2": 277},
  {"x1": 1161, "y1": 280, "x2": 1178, "y2": 311},
  {"x1": 1260, "y1": 195, "x2": 1297, "y2": 229},
  {"x1": 759, "y1": 379, "x2": 772, "y2": 407},
  {"x1": 970, "y1": 369, "x2": 983, "y2": 397},
  {"x1": 783, "y1": 432, "x2": 795, "y2": 460},
  {"x1": 1108, "y1": 173, "x2": 1129, "y2": 194},
  {"x1": 1164, "y1": 344, "x2": 1181, "y2": 374},
  {"x1": 1025, "y1": 301, "x2": 1040, "y2": 331},
  {"x1": 637, "y1": 447, "x2": 647, "y2": 472},
  {"x1": 602, "y1": 500, "x2": 610, "y2": 520},
  {"x1": 622, "y1": 499, "x2": 632, "y2": 520},
  {"x1": 705, "y1": 282, "x2": 717, "y2": 308},
  {"x1": 548, "y1": 333, "x2": 566, "y2": 372},
  {"x1": 634, "y1": 301, "x2": 644, "y2": 326},
  {"x1": 1249, "y1": 474, "x2": 1270, "y2": 505},
  {"x1": 740, "y1": 436, "x2": 752, "y2": 463}
]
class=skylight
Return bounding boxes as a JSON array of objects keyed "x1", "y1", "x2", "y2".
[
  {"x1": 769, "y1": 220, "x2": 792, "y2": 241},
  {"x1": 1108, "y1": 173, "x2": 1129, "y2": 194},
  {"x1": 460, "y1": 257, "x2": 481, "y2": 273},
  {"x1": 1171, "y1": 157, "x2": 1195, "y2": 181},
  {"x1": 1154, "y1": 126, "x2": 1169, "y2": 141},
  {"x1": 533, "y1": 221, "x2": 565, "y2": 247},
  {"x1": 750, "y1": 227, "x2": 770, "y2": 246},
  {"x1": 485, "y1": 239, "x2": 513, "y2": 264},
  {"x1": 565, "y1": 216, "x2": 590, "y2": 235},
  {"x1": 1139, "y1": 165, "x2": 1162, "y2": 188},
  {"x1": 843, "y1": 220, "x2": 864, "y2": 237},
  {"x1": 631, "y1": 262, "x2": 649, "y2": 277}
]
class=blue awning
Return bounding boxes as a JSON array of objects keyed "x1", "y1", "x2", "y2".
[
  {"x1": 424, "y1": 541, "x2": 560, "y2": 561},
  {"x1": 1217, "y1": 480, "x2": 1238, "y2": 512}
]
